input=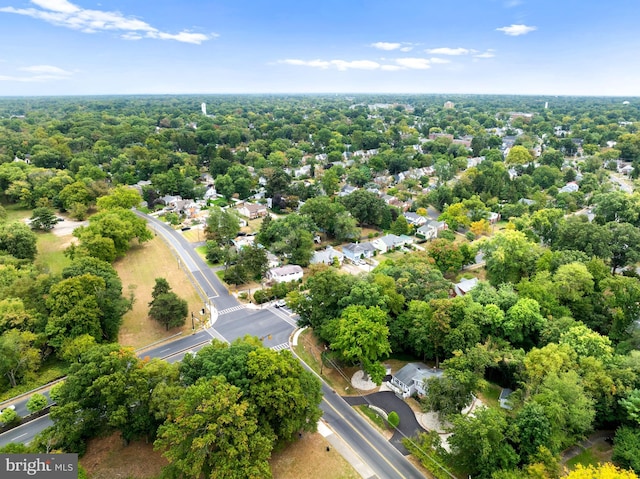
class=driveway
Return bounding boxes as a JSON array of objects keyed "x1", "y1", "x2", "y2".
[{"x1": 342, "y1": 391, "x2": 426, "y2": 455}]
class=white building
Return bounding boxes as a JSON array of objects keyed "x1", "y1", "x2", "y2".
[{"x1": 266, "y1": 265, "x2": 303, "y2": 283}]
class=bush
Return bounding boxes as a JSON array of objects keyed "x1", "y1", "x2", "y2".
[
  {"x1": 26, "y1": 393, "x2": 48, "y2": 414},
  {"x1": 253, "y1": 289, "x2": 271, "y2": 304},
  {"x1": 0, "y1": 408, "x2": 20, "y2": 427},
  {"x1": 388, "y1": 411, "x2": 400, "y2": 428}
]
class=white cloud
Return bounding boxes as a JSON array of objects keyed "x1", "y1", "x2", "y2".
[
  {"x1": 504, "y1": 0, "x2": 523, "y2": 7},
  {"x1": 281, "y1": 59, "x2": 383, "y2": 71},
  {"x1": 400, "y1": 46, "x2": 413, "y2": 52},
  {"x1": 0, "y1": 64, "x2": 74, "y2": 82},
  {"x1": 395, "y1": 58, "x2": 431, "y2": 70},
  {"x1": 19, "y1": 64, "x2": 72, "y2": 75},
  {"x1": 429, "y1": 57, "x2": 451, "y2": 64},
  {"x1": 496, "y1": 24, "x2": 537, "y2": 36},
  {"x1": 474, "y1": 50, "x2": 496, "y2": 58},
  {"x1": 331, "y1": 60, "x2": 381, "y2": 71},
  {"x1": 371, "y1": 42, "x2": 402, "y2": 51},
  {"x1": 32, "y1": 0, "x2": 78, "y2": 14},
  {"x1": 0, "y1": 0, "x2": 214, "y2": 44},
  {"x1": 425, "y1": 47, "x2": 470, "y2": 56},
  {"x1": 381, "y1": 64, "x2": 403, "y2": 71}
]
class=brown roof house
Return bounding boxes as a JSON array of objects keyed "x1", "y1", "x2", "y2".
[{"x1": 236, "y1": 202, "x2": 268, "y2": 220}]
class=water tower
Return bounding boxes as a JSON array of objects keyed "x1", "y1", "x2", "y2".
[{"x1": 201, "y1": 102, "x2": 207, "y2": 115}]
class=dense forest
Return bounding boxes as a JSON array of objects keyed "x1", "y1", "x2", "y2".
[{"x1": 2, "y1": 94, "x2": 640, "y2": 478}]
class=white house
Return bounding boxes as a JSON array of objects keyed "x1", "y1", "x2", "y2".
[
  {"x1": 416, "y1": 223, "x2": 438, "y2": 240},
  {"x1": 403, "y1": 212, "x2": 427, "y2": 227},
  {"x1": 310, "y1": 246, "x2": 344, "y2": 266},
  {"x1": 266, "y1": 265, "x2": 303, "y2": 283},
  {"x1": 389, "y1": 363, "x2": 443, "y2": 399},
  {"x1": 559, "y1": 181, "x2": 579, "y2": 194},
  {"x1": 415, "y1": 220, "x2": 447, "y2": 240},
  {"x1": 372, "y1": 234, "x2": 405, "y2": 254}
]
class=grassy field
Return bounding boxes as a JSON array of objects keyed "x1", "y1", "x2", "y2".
[
  {"x1": 81, "y1": 428, "x2": 361, "y2": 479},
  {"x1": 566, "y1": 441, "x2": 613, "y2": 470},
  {"x1": 114, "y1": 237, "x2": 205, "y2": 349},
  {"x1": 34, "y1": 231, "x2": 73, "y2": 275}
]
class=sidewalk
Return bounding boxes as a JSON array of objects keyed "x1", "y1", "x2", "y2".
[{"x1": 317, "y1": 420, "x2": 377, "y2": 479}]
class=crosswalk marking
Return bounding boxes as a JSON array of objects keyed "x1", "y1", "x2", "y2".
[
  {"x1": 271, "y1": 342, "x2": 290, "y2": 352},
  {"x1": 217, "y1": 305, "x2": 245, "y2": 315}
]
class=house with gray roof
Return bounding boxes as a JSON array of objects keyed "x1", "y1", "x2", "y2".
[
  {"x1": 372, "y1": 234, "x2": 405, "y2": 253},
  {"x1": 342, "y1": 242, "x2": 376, "y2": 262},
  {"x1": 310, "y1": 246, "x2": 344, "y2": 266},
  {"x1": 389, "y1": 363, "x2": 443, "y2": 398}
]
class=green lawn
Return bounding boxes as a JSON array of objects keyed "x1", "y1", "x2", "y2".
[
  {"x1": 566, "y1": 441, "x2": 613, "y2": 470},
  {"x1": 3, "y1": 203, "x2": 31, "y2": 222},
  {"x1": 35, "y1": 231, "x2": 73, "y2": 275},
  {"x1": 479, "y1": 382, "x2": 502, "y2": 409}
]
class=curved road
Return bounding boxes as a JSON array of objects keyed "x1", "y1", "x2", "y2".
[{"x1": 1, "y1": 212, "x2": 424, "y2": 478}]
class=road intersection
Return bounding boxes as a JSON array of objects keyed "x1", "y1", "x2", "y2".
[{"x1": 0, "y1": 211, "x2": 424, "y2": 478}]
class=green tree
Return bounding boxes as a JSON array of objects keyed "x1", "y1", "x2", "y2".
[
  {"x1": 532, "y1": 370, "x2": 595, "y2": 452},
  {"x1": 613, "y1": 426, "x2": 640, "y2": 473},
  {"x1": 245, "y1": 347, "x2": 322, "y2": 444},
  {"x1": 448, "y1": 407, "x2": 519, "y2": 478},
  {"x1": 506, "y1": 145, "x2": 533, "y2": 165},
  {"x1": 421, "y1": 375, "x2": 473, "y2": 419},
  {"x1": 515, "y1": 402, "x2": 552, "y2": 463},
  {"x1": 0, "y1": 407, "x2": 19, "y2": 426},
  {"x1": 340, "y1": 189, "x2": 388, "y2": 227},
  {"x1": 237, "y1": 244, "x2": 268, "y2": 281},
  {"x1": 29, "y1": 207, "x2": 58, "y2": 231},
  {"x1": 155, "y1": 376, "x2": 274, "y2": 479},
  {"x1": 205, "y1": 206, "x2": 241, "y2": 245},
  {"x1": 608, "y1": 222, "x2": 640, "y2": 272},
  {"x1": 26, "y1": 393, "x2": 48, "y2": 414},
  {"x1": 330, "y1": 305, "x2": 391, "y2": 384},
  {"x1": 390, "y1": 215, "x2": 410, "y2": 235},
  {"x1": 503, "y1": 298, "x2": 546, "y2": 349},
  {"x1": 45, "y1": 274, "x2": 106, "y2": 348},
  {"x1": 426, "y1": 239, "x2": 464, "y2": 274},
  {"x1": 387, "y1": 411, "x2": 400, "y2": 428},
  {"x1": 0, "y1": 329, "x2": 41, "y2": 388},
  {"x1": 0, "y1": 222, "x2": 37, "y2": 260},
  {"x1": 51, "y1": 345, "x2": 176, "y2": 453},
  {"x1": 149, "y1": 292, "x2": 188, "y2": 331},
  {"x1": 73, "y1": 207, "x2": 152, "y2": 260},
  {"x1": 480, "y1": 230, "x2": 542, "y2": 286},
  {"x1": 62, "y1": 256, "x2": 130, "y2": 342},
  {"x1": 96, "y1": 185, "x2": 142, "y2": 210}
]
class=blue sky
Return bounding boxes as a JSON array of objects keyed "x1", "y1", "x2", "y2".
[{"x1": 1, "y1": 0, "x2": 639, "y2": 96}]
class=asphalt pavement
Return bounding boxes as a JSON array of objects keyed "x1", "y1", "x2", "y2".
[
  {"x1": 0, "y1": 211, "x2": 426, "y2": 479},
  {"x1": 343, "y1": 391, "x2": 426, "y2": 455}
]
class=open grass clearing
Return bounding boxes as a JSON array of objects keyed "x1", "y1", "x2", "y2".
[
  {"x1": 34, "y1": 230, "x2": 73, "y2": 275},
  {"x1": 114, "y1": 237, "x2": 204, "y2": 349},
  {"x1": 566, "y1": 441, "x2": 613, "y2": 470}
]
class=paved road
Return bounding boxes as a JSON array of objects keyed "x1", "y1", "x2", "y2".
[
  {"x1": 344, "y1": 391, "x2": 426, "y2": 455},
  {"x1": 0, "y1": 415, "x2": 53, "y2": 446},
  {"x1": 320, "y1": 383, "x2": 424, "y2": 478},
  {"x1": 1, "y1": 212, "x2": 425, "y2": 478}
]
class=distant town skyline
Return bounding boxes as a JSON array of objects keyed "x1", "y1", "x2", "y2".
[{"x1": 1, "y1": 0, "x2": 639, "y2": 97}]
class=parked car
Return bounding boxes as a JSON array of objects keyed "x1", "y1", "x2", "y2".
[{"x1": 274, "y1": 299, "x2": 286, "y2": 308}]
